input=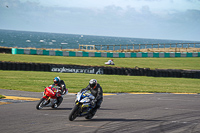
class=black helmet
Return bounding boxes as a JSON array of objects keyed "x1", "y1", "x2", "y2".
[{"x1": 89, "y1": 79, "x2": 97, "y2": 89}]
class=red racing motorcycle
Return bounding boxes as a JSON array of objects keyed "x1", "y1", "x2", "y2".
[{"x1": 36, "y1": 86, "x2": 61, "y2": 110}]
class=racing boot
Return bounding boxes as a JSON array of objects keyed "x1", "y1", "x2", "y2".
[
  {"x1": 56, "y1": 96, "x2": 63, "y2": 107},
  {"x1": 52, "y1": 96, "x2": 63, "y2": 108}
]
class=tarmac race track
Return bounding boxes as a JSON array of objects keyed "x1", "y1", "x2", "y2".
[{"x1": 1, "y1": 89, "x2": 200, "y2": 133}]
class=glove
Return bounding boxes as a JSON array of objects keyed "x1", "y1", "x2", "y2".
[
  {"x1": 80, "y1": 89, "x2": 85, "y2": 93},
  {"x1": 62, "y1": 90, "x2": 66, "y2": 95}
]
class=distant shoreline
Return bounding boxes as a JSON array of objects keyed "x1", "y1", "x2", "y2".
[{"x1": 1, "y1": 46, "x2": 200, "y2": 53}]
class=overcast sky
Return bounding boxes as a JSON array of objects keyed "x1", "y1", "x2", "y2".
[{"x1": 0, "y1": 0, "x2": 200, "y2": 41}]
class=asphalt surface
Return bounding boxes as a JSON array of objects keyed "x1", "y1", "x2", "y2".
[{"x1": 1, "y1": 89, "x2": 200, "y2": 133}]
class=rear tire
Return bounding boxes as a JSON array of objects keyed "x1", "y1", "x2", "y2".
[
  {"x1": 85, "y1": 108, "x2": 97, "y2": 119},
  {"x1": 36, "y1": 98, "x2": 46, "y2": 110},
  {"x1": 69, "y1": 105, "x2": 79, "y2": 121},
  {"x1": 85, "y1": 113, "x2": 95, "y2": 119},
  {"x1": 51, "y1": 103, "x2": 57, "y2": 109}
]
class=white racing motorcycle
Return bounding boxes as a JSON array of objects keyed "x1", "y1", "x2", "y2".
[{"x1": 69, "y1": 91, "x2": 96, "y2": 121}]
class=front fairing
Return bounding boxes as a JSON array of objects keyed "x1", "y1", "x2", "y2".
[
  {"x1": 75, "y1": 92, "x2": 95, "y2": 103},
  {"x1": 44, "y1": 86, "x2": 59, "y2": 98},
  {"x1": 41, "y1": 86, "x2": 58, "y2": 107},
  {"x1": 80, "y1": 97, "x2": 91, "y2": 103},
  {"x1": 75, "y1": 92, "x2": 94, "y2": 116}
]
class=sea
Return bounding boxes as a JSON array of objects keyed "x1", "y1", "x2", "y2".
[{"x1": 0, "y1": 29, "x2": 199, "y2": 50}]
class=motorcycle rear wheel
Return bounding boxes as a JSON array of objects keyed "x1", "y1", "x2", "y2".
[
  {"x1": 51, "y1": 103, "x2": 57, "y2": 109},
  {"x1": 69, "y1": 105, "x2": 79, "y2": 121},
  {"x1": 85, "y1": 113, "x2": 95, "y2": 120},
  {"x1": 36, "y1": 98, "x2": 46, "y2": 110},
  {"x1": 85, "y1": 108, "x2": 97, "y2": 119}
]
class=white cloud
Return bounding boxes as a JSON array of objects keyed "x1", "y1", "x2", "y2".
[
  {"x1": 31, "y1": 0, "x2": 200, "y2": 11},
  {"x1": 1, "y1": 0, "x2": 200, "y2": 41}
]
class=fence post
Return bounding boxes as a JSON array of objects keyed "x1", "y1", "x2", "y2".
[
  {"x1": 133, "y1": 44, "x2": 134, "y2": 50},
  {"x1": 139, "y1": 44, "x2": 141, "y2": 50}
]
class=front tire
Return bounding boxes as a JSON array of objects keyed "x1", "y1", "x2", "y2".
[
  {"x1": 36, "y1": 98, "x2": 46, "y2": 110},
  {"x1": 69, "y1": 105, "x2": 79, "y2": 121}
]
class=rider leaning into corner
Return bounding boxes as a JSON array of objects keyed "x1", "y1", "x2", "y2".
[
  {"x1": 50, "y1": 77, "x2": 68, "y2": 107},
  {"x1": 81, "y1": 79, "x2": 103, "y2": 118}
]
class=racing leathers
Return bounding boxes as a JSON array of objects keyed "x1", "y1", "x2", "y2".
[
  {"x1": 51, "y1": 80, "x2": 67, "y2": 107},
  {"x1": 81, "y1": 83, "x2": 103, "y2": 115}
]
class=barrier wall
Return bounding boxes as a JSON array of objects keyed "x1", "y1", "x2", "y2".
[
  {"x1": 1, "y1": 61, "x2": 200, "y2": 79},
  {"x1": 0, "y1": 61, "x2": 51, "y2": 71},
  {"x1": 0, "y1": 47, "x2": 12, "y2": 53},
  {"x1": 11, "y1": 48, "x2": 200, "y2": 58}
]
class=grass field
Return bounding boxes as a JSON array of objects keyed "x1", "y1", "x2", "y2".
[
  {"x1": 0, "y1": 70, "x2": 200, "y2": 93},
  {"x1": 1, "y1": 53, "x2": 200, "y2": 70},
  {"x1": 0, "y1": 95, "x2": 5, "y2": 98},
  {"x1": 0, "y1": 53, "x2": 200, "y2": 94}
]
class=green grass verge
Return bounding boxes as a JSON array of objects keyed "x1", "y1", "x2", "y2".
[
  {"x1": 0, "y1": 95, "x2": 5, "y2": 99},
  {"x1": 1, "y1": 53, "x2": 200, "y2": 94},
  {"x1": 1, "y1": 70, "x2": 200, "y2": 93},
  {"x1": 1, "y1": 53, "x2": 200, "y2": 70}
]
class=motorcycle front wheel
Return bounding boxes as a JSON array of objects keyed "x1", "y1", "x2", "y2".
[
  {"x1": 36, "y1": 98, "x2": 46, "y2": 110},
  {"x1": 69, "y1": 105, "x2": 79, "y2": 121}
]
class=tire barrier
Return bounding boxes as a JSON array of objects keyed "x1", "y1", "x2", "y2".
[
  {"x1": 102, "y1": 66, "x2": 200, "y2": 79},
  {"x1": 0, "y1": 47, "x2": 12, "y2": 53},
  {"x1": 0, "y1": 61, "x2": 200, "y2": 79},
  {"x1": 0, "y1": 61, "x2": 51, "y2": 72}
]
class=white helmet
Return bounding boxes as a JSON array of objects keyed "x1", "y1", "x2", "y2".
[{"x1": 89, "y1": 79, "x2": 97, "y2": 89}]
